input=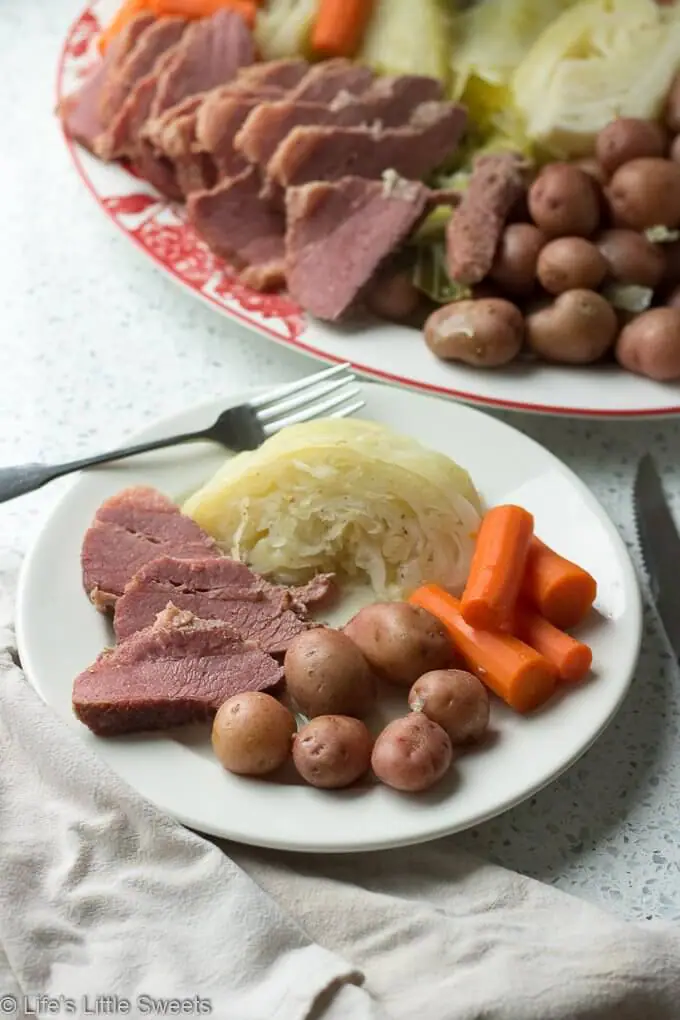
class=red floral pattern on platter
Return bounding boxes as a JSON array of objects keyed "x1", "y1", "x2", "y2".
[
  {"x1": 58, "y1": 5, "x2": 306, "y2": 344},
  {"x1": 65, "y1": 9, "x2": 100, "y2": 60},
  {"x1": 102, "y1": 194, "x2": 162, "y2": 217}
]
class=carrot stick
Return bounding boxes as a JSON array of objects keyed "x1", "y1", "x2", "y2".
[
  {"x1": 148, "y1": 0, "x2": 257, "y2": 25},
  {"x1": 98, "y1": 0, "x2": 151, "y2": 54},
  {"x1": 460, "y1": 505, "x2": 534, "y2": 632},
  {"x1": 513, "y1": 603, "x2": 592, "y2": 683},
  {"x1": 522, "y1": 537, "x2": 597, "y2": 630},
  {"x1": 311, "y1": 0, "x2": 376, "y2": 59},
  {"x1": 409, "y1": 585, "x2": 557, "y2": 714}
]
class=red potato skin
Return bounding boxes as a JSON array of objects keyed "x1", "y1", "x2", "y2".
[
  {"x1": 489, "y1": 223, "x2": 547, "y2": 296},
  {"x1": 606, "y1": 159, "x2": 680, "y2": 231},
  {"x1": 528, "y1": 164, "x2": 600, "y2": 238},
  {"x1": 408, "y1": 669, "x2": 490, "y2": 744},
  {"x1": 615, "y1": 307, "x2": 680, "y2": 381},
  {"x1": 292, "y1": 715, "x2": 373, "y2": 789},
  {"x1": 595, "y1": 118, "x2": 667, "y2": 176},
  {"x1": 595, "y1": 229, "x2": 666, "y2": 288},
  {"x1": 211, "y1": 693, "x2": 296, "y2": 777},
  {"x1": 284, "y1": 628, "x2": 377, "y2": 720},
  {"x1": 344, "y1": 602, "x2": 456, "y2": 687},
  {"x1": 371, "y1": 714, "x2": 454, "y2": 793}
]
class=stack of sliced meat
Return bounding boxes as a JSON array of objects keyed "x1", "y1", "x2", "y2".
[
  {"x1": 60, "y1": 9, "x2": 468, "y2": 319},
  {"x1": 73, "y1": 486, "x2": 334, "y2": 736}
]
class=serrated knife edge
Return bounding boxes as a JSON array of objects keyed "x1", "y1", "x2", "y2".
[{"x1": 633, "y1": 454, "x2": 680, "y2": 659}]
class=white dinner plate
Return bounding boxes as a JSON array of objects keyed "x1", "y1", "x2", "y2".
[
  {"x1": 57, "y1": 2, "x2": 680, "y2": 419},
  {"x1": 16, "y1": 382, "x2": 642, "y2": 852}
]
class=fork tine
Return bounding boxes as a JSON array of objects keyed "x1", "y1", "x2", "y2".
[
  {"x1": 249, "y1": 363, "x2": 352, "y2": 410},
  {"x1": 263, "y1": 386, "x2": 363, "y2": 434},
  {"x1": 327, "y1": 399, "x2": 365, "y2": 419},
  {"x1": 256, "y1": 374, "x2": 356, "y2": 424}
]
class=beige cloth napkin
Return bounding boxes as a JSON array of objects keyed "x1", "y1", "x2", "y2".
[{"x1": 1, "y1": 557, "x2": 680, "y2": 1018}]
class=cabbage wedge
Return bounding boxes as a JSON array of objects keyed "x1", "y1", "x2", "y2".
[
  {"x1": 512, "y1": 0, "x2": 680, "y2": 158},
  {"x1": 254, "y1": 0, "x2": 317, "y2": 61},
  {"x1": 183, "y1": 419, "x2": 482, "y2": 599}
]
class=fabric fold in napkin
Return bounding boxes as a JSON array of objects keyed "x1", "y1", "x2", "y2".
[
  {"x1": 0, "y1": 649, "x2": 383, "y2": 1020},
  {"x1": 2, "y1": 601, "x2": 680, "y2": 1018}
]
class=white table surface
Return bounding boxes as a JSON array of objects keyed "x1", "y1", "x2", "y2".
[{"x1": 3, "y1": 0, "x2": 680, "y2": 923}]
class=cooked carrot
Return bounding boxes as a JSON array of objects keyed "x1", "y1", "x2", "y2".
[
  {"x1": 148, "y1": 0, "x2": 257, "y2": 25},
  {"x1": 513, "y1": 602, "x2": 592, "y2": 683},
  {"x1": 409, "y1": 585, "x2": 557, "y2": 714},
  {"x1": 311, "y1": 0, "x2": 376, "y2": 59},
  {"x1": 522, "y1": 537, "x2": 597, "y2": 630},
  {"x1": 98, "y1": 0, "x2": 150, "y2": 54},
  {"x1": 460, "y1": 505, "x2": 534, "y2": 632}
]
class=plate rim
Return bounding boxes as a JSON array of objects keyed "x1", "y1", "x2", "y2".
[
  {"x1": 56, "y1": 3, "x2": 680, "y2": 420},
  {"x1": 15, "y1": 382, "x2": 644, "y2": 852}
]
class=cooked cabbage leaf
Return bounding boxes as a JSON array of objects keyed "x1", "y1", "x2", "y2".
[
  {"x1": 512, "y1": 0, "x2": 680, "y2": 158},
  {"x1": 357, "y1": 0, "x2": 451, "y2": 83},
  {"x1": 448, "y1": 0, "x2": 579, "y2": 137},
  {"x1": 254, "y1": 0, "x2": 318, "y2": 60},
  {"x1": 183, "y1": 418, "x2": 482, "y2": 599},
  {"x1": 413, "y1": 242, "x2": 471, "y2": 303}
]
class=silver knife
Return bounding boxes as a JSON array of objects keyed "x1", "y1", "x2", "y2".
[{"x1": 634, "y1": 453, "x2": 680, "y2": 659}]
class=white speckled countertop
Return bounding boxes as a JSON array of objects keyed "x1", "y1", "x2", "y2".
[{"x1": 3, "y1": 1, "x2": 680, "y2": 923}]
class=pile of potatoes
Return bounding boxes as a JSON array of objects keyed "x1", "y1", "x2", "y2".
[
  {"x1": 211, "y1": 602, "x2": 490, "y2": 793},
  {"x1": 424, "y1": 74, "x2": 680, "y2": 383}
]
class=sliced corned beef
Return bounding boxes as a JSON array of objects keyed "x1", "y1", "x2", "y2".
[
  {"x1": 96, "y1": 47, "x2": 179, "y2": 161},
  {"x1": 235, "y1": 76, "x2": 445, "y2": 178},
  {"x1": 288, "y1": 59, "x2": 374, "y2": 102},
  {"x1": 235, "y1": 100, "x2": 349, "y2": 173},
  {"x1": 133, "y1": 139, "x2": 185, "y2": 200},
  {"x1": 146, "y1": 86, "x2": 284, "y2": 197},
  {"x1": 195, "y1": 91, "x2": 268, "y2": 181},
  {"x1": 236, "y1": 58, "x2": 309, "y2": 91},
  {"x1": 142, "y1": 95, "x2": 214, "y2": 195},
  {"x1": 98, "y1": 16, "x2": 187, "y2": 124},
  {"x1": 81, "y1": 486, "x2": 221, "y2": 611},
  {"x1": 268, "y1": 101, "x2": 467, "y2": 190},
  {"x1": 73, "y1": 604, "x2": 284, "y2": 736},
  {"x1": 113, "y1": 555, "x2": 331, "y2": 654},
  {"x1": 285, "y1": 175, "x2": 429, "y2": 321},
  {"x1": 145, "y1": 92, "x2": 205, "y2": 152},
  {"x1": 446, "y1": 152, "x2": 529, "y2": 286},
  {"x1": 59, "y1": 13, "x2": 153, "y2": 153},
  {"x1": 359, "y1": 74, "x2": 444, "y2": 122},
  {"x1": 187, "y1": 167, "x2": 286, "y2": 290},
  {"x1": 151, "y1": 9, "x2": 255, "y2": 118}
]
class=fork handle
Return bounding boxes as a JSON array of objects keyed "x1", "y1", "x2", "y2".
[{"x1": 0, "y1": 429, "x2": 208, "y2": 504}]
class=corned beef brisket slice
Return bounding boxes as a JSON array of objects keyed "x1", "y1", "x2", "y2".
[
  {"x1": 285, "y1": 176, "x2": 430, "y2": 321},
  {"x1": 113, "y1": 555, "x2": 334, "y2": 654},
  {"x1": 234, "y1": 75, "x2": 445, "y2": 175},
  {"x1": 142, "y1": 94, "x2": 215, "y2": 194},
  {"x1": 268, "y1": 101, "x2": 467, "y2": 190},
  {"x1": 58, "y1": 12, "x2": 155, "y2": 153},
  {"x1": 193, "y1": 92, "x2": 267, "y2": 182},
  {"x1": 149, "y1": 85, "x2": 283, "y2": 195},
  {"x1": 151, "y1": 9, "x2": 255, "y2": 118},
  {"x1": 98, "y1": 16, "x2": 188, "y2": 125},
  {"x1": 97, "y1": 9, "x2": 254, "y2": 193},
  {"x1": 95, "y1": 46, "x2": 180, "y2": 162},
  {"x1": 81, "y1": 486, "x2": 221, "y2": 611},
  {"x1": 187, "y1": 167, "x2": 287, "y2": 291},
  {"x1": 73, "y1": 605, "x2": 284, "y2": 736},
  {"x1": 236, "y1": 58, "x2": 309, "y2": 91},
  {"x1": 446, "y1": 152, "x2": 529, "y2": 286},
  {"x1": 287, "y1": 59, "x2": 374, "y2": 102}
]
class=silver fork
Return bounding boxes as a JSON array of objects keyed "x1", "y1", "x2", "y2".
[{"x1": 0, "y1": 363, "x2": 363, "y2": 504}]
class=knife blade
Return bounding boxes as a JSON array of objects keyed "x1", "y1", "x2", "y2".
[{"x1": 634, "y1": 453, "x2": 680, "y2": 659}]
